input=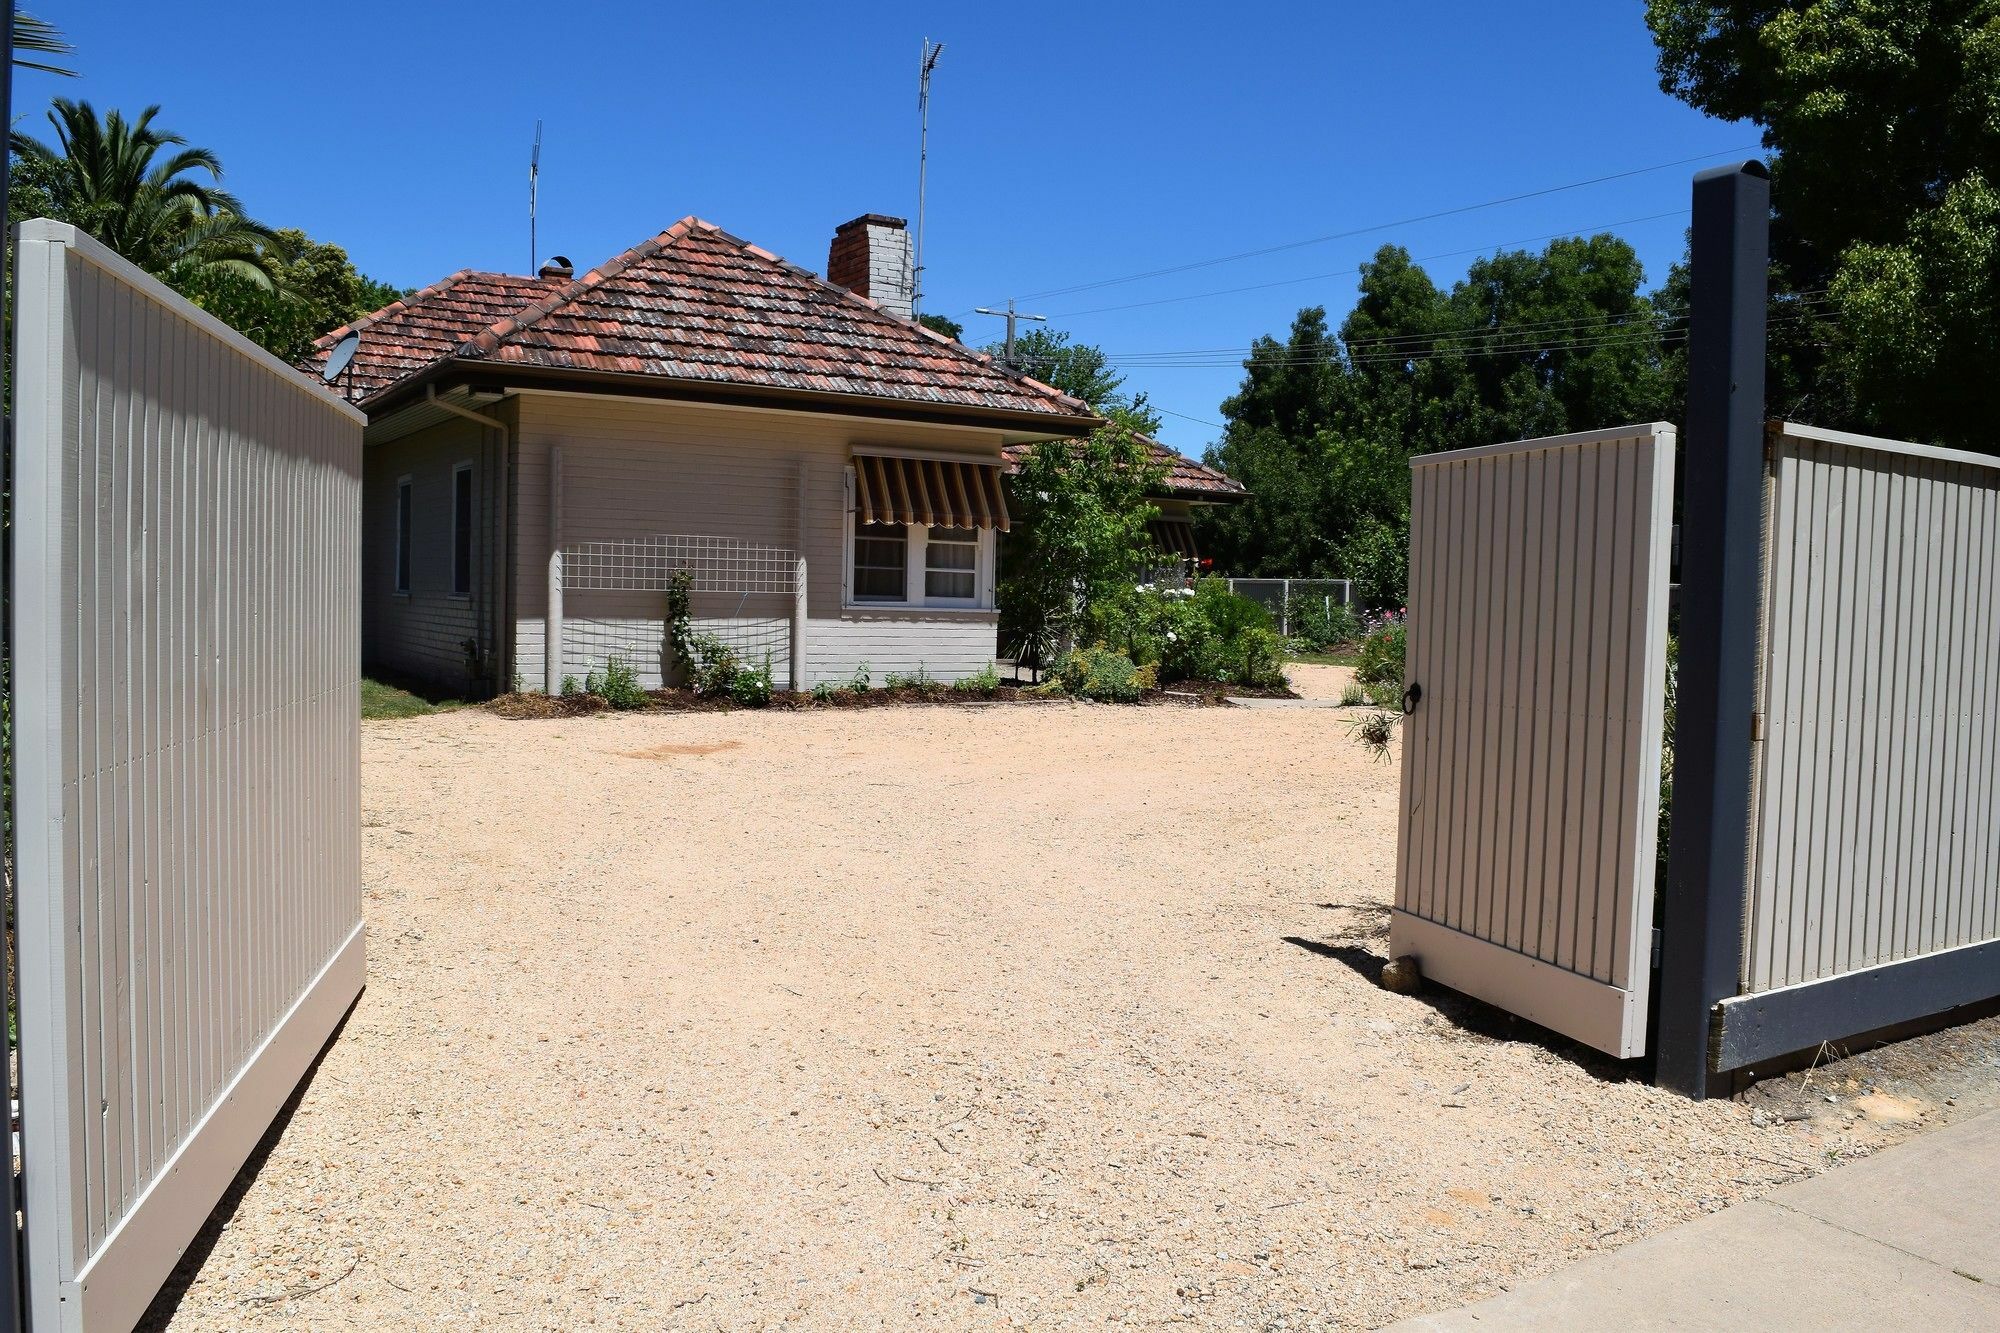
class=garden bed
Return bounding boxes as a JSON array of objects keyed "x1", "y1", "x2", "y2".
[{"x1": 481, "y1": 679, "x2": 1275, "y2": 720}]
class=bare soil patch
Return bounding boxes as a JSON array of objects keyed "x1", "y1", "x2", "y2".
[{"x1": 149, "y1": 702, "x2": 2000, "y2": 1330}]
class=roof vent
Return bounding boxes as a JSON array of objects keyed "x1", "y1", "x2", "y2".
[{"x1": 538, "y1": 255, "x2": 573, "y2": 279}]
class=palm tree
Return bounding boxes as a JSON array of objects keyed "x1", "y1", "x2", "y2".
[
  {"x1": 12, "y1": 99, "x2": 290, "y2": 288},
  {"x1": 13, "y1": 8, "x2": 78, "y2": 77}
]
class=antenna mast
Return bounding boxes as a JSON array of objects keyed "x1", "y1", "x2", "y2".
[
  {"x1": 529, "y1": 120, "x2": 542, "y2": 274},
  {"x1": 913, "y1": 39, "x2": 944, "y2": 317}
]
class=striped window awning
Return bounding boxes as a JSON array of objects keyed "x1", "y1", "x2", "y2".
[
  {"x1": 1147, "y1": 517, "x2": 1199, "y2": 559},
  {"x1": 853, "y1": 452, "x2": 1011, "y2": 532}
]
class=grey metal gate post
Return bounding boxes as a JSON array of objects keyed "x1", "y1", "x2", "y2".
[{"x1": 1656, "y1": 161, "x2": 1770, "y2": 1098}]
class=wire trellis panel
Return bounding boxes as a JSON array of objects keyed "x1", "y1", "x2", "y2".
[{"x1": 562, "y1": 534, "x2": 802, "y2": 595}]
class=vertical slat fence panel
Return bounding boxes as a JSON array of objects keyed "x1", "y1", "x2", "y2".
[
  {"x1": 1392, "y1": 424, "x2": 1676, "y2": 1058},
  {"x1": 12, "y1": 220, "x2": 367, "y2": 1332},
  {"x1": 1745, "y1": 425, "x2": 2000, "y2": 992}
]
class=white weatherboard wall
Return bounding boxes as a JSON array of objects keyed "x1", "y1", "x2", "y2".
[
  {"x1": 11, "y1": 221, "x2": 366, "y2": 1331},
  {"x1": 1392, "y1": 425, "x2": 1676, "y2": 1058},
  {"x1": 1745, "y1": 424, "x2": 2000, "y2": 994}
]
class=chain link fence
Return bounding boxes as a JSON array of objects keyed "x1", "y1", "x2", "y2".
[{"x1": 1225, "y1": 578, "x2": 1353, "y2": 637}]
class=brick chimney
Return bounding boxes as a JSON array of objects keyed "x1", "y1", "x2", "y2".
[{"x1": 827, "y1": 214, "x2": 914, "y2": 318}]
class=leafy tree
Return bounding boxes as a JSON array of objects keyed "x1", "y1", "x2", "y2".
[
  {"x1": 1198, "y1": 236, "x2": 1671, "y2": 606},
  {"x1": 1645, "y1": 0, "x2": 2000, "y2": 447},
  {"x1": 13, "y1": 99, "x2": 289, "y2": 291},
  {"x1": 999, "y1": 421, "x2": 1168, "y2": 667},
  {"x1": 917, "y1": 312, "x2": 963, "y2": 340},
  {"x1": 174, "y1": 229, "x2": 406, "y2": 362},
  {"x1": 998, "y1": 326, "x2": 1163, "y2": 434}
]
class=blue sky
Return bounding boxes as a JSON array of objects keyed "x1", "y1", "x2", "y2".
[{"x1": 24, "y1": 2, "x2": 1754, "y2": 454}]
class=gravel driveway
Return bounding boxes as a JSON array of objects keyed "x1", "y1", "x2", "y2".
[{"x1": 148, "y1": 693, "x2": 1997, "y2": 1330}]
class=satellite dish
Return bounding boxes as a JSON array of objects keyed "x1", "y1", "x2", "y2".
[{"x1": 321, "y1": 331, "x2": 361, "y2": 385}]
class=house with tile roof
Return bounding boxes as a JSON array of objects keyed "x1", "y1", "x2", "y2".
[{"x1": 304, "y1": 212, "x2": 1238, "y2": 696}]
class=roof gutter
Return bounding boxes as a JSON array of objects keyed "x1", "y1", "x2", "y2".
[{"x1": 368, "y1": 359, "x2": 1100, "y2": 439}]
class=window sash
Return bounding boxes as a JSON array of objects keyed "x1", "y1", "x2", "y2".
[
  {"x1": 925, "y1": 526, "x2": 977, "y2": 600},
  {"x1": 451, "y1": 465, "x2": 474, "y2": 597},
  {"x1": 852, "y1": 522, "x2": 908, "y2": 601}
]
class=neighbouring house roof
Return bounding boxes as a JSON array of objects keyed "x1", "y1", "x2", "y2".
[
  {"x1": 304, "y1": 218, "x2": 1095, "y2": 426},
  {"x1": 1001, "y1": 436, "x2": 1247, "y2": 501}
]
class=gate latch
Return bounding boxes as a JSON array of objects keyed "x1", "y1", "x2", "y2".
[{"x1": 1402, "y1": 682, "x2": 1423, "y2": 715}]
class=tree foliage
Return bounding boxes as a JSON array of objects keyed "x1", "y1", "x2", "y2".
[
  {"x1": 998, "y1": 421, "x2": 1168, "y2": 666},
  {"x1": 174, "y1": 230, "x2": 406, "y2": 362},
  {"x1": 13, "y1": 99, "x2": 289, "y2": 290},
  {"x1": 916, "y1": 312, "x2": 963, "y2": 340},
  {"x1": 10, "y1": 98, "x2": 406, "y2": 360},
  {"x1": 1645, "y1": 0, "x2": 2000, "y2": 447},
  {"x1": 1199, "y1": 235, "x2": 1670, "y2": 606}
]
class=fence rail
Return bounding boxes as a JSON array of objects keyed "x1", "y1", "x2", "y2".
[
  {"x1": 1224, "y1": 577, "x2": 1353, "y2": 637},
  {"x1": 10, "y1": 220, "x2": 366, "y2": 1331}
]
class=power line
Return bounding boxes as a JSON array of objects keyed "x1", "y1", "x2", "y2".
[
  {"x1": 1151, "y1": 405, "x2": 1226, "y2": 430},
  {"x1": 1082, "y1": 294, "x2": 1836, "y2": 365},
  {"x1": 972, "y1": 144, "x2": 1763, "y2": 310},
  {"x1": 1054, "y1": 308, "x2": 1840, "y2": 372},
  {"x1": 1047, "y1": 210, "x2": 1695, "y2": 320}
]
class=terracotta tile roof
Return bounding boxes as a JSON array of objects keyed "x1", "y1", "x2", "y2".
[
  {"x1": 1002, "y1": 436, "x2": 1247, "y2": 500},
  {"x1": 307, "y1": 271, "x2": 566, "y2": 400},
  {"x1": 304, "y1": 218, "x2": 1093, "y2": 421}
]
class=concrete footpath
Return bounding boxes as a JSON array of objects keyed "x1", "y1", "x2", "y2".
[{"x1": 1394, "y1": 1107, "x2": 2000, "y2": 1330}]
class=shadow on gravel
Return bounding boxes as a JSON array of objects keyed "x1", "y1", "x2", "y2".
[
  {"x1": 1281, "y1": 931, "x2": 1646, "y2": 1085},
  {"x1": 138, "y1": 999, "x2": 362, "y2": 1330}
]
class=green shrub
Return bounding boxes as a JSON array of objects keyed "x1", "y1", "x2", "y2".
[
  {"x1": 1089, "y1": 577, "x2": 1282, "y2": 686},
  {"x1": 560, "y1": 674, "x2": 581, "y2": 698},
  {"x1": 1339, "y1": 681, "x2": 1367, "y2": 707},
  {"x1": 884, "y1": 664, "x2": 934, "y2": 691},
  {"x1": 730, "y1": 654, "x2": 775, "y2": 707},
  {"x1": 1353, "y1": 611, "x2": 1406, "y2": 691},
  {"x1": 951, "y1": 662, "x2": 1002, "y2": 694},
  {"x1": 687, "y1": 633, "x2": 741, "y2": 696},
  {"x1": 586, "y1": 657, "x2": 650, "y2": 710},
  {"x1": 811, "y1": 681, "x2": 838, "y2": 703},
  {"x1": 849, "y1": 662, "x2": 872, "y2": 692},
  {"x1": 1048, "y1": 646, "x2": 1154, "y2": 702},
  {"x1": 1293, "y1": 597, "x2": 1360, "y2": 652}
]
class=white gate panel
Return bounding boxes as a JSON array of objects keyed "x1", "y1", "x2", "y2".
[
  {"x1": 11, "y1": 221, "x2": 366, "y2": 1331},
  {"x1": 1392, "y1": 425, "x2": 1675, "y2": 1057}
]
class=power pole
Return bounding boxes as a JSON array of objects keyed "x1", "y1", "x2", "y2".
[
  {"x1": 973, "y1": 299, "x2": 1046, "y2": 367},
  {"x1": 913, "y1": 39, "x2": 943, "y2": 318}
]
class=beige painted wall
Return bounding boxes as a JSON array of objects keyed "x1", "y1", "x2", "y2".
[
  {"x1": 511, "y1": 392, "x2": 1009, "y2": 687},
  {"x1": 361, "y1": 411, "x2": 504, "y2": 693}
]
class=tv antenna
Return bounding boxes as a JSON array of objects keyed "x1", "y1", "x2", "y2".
[
  {"x1": 913, "y1": 39, "x2": 944, "y2": 317},
  {"x1": 529, "y1": 120, "x2": 542, "y2": 274}
]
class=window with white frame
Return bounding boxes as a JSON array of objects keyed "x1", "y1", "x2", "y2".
[
  {"x1": 394, "y1": 476, "x2": 413, "y2": 594},
  {"x1": 924, "y1": 526, "x2": 977, "y2": 601},
  {"x1": 845, "y1": 515, "x2": 993, "y2": 610}
]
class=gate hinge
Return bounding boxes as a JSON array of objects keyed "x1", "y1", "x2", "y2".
[
  {"x1": 1650, "y1": 927, "x2": 1663, "y2": 969},
  {"x1": 1750, "y1": 711, "x2": 1764, "y2": 742}
]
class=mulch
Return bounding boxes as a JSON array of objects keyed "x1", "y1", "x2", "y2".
[{"x1": 484, "y1": 679, "x2": 1293, "y2": 719}]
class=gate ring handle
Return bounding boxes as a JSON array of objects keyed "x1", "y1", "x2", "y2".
[{"x1": 1401, "y1": 682, "x2": 1422, "y2": 715}]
